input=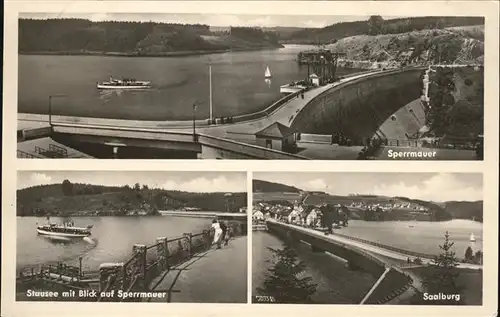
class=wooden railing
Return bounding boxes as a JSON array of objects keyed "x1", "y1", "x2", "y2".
[{"x1": 97, "y1": 221, "x2": 246, "y2": 302}]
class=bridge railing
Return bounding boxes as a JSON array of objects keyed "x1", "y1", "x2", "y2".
[
  {"x1": 17, "y1": 150, "x2": 41, "y2": 158},
  {"x1": 268, "y1": 218, "x2": 435, "y2": 260},
  {"x1": 330, "y1": 232, "x2": 435, "y2": 260},
  {"x1": 197, "y1": 133, "x2": 310, "y2": 160},
  {"x1": 97, "y1": 221, "x2": 246, "y2": 302}
]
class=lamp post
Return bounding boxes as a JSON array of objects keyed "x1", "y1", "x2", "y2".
[
  {"x1": 192, "y1": 102, "x2": 198, "y2": 142},
  {"x1": 48, "y1": 94, "x2": 67, "y2": 126}
]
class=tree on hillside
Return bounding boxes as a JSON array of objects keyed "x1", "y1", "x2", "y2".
[
  {"x1": 421, "y1": 231, "x2": 464, "y2": 304},
  {"x1": 367, "y1": 15, "x2": 385, "y2": 35},
  {"x1": 474, "y1": 250, "x2": 483, "y2": 265},
  {"x1": 61, "y1": 179, "x2": 74, "y2": 196},
  {"x1": 256, "y1": 246, "x2": 317, "y2": 303}
]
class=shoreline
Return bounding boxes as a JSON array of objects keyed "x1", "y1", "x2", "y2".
[{"x1": 19, "y1": 45, "x2": 284, "y2": 58}]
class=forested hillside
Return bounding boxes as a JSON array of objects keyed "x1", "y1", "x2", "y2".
[
  {"x1": 17, "y1": 181, "x2": 247, "y2": 217},
  {"x1": 284, "y1": 16, "x2": 484, "y2": 44},
  {"x1": 253, "y1": 179, "x2": 301, "y2": 193},
  {"x1": 18, "y1": 19, "x2": 283, "y2": 56}
]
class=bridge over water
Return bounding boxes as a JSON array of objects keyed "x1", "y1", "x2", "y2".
[
  {"x1": 18, "y1": 66, "x2": 477, "y2": 160},
  {"x1": 265, "y1": 219, "x2": 481, "y2": 304}
]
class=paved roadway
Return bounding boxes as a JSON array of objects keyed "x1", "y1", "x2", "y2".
[
  {"x1": 267, "y1": 219, "x2": 482, "y2": 270},
  {"x1": 148, "y1": 235, "x2": 247, "y2": 303}
]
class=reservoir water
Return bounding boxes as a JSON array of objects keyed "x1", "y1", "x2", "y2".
[
  {"x1": 340, "y1": 219, "x2": 483, "y2": 256},
  {"x1": 18, "y1": 45, "x2": 361, "y2": 121},
  {"x1": 17, "y1": 216, "x2": 213, "y2": 272}
]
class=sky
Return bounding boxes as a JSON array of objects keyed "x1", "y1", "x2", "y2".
[
  {"x1": 19, "y1": 13, "x2": 401, "y2": 28},
  {"x1": 254, "y1": 172, "x2": 483, "y2": 202},
  {"x1": 17, "y1": 171, "x2": 247, "y2": 193}
]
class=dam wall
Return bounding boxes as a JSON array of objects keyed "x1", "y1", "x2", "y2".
[{"x1": 290, "y1": 67, "x2": 425, "y2": 143}]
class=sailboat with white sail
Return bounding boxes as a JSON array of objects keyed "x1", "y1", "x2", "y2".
[
  {"x1": 470, "y1": 233, "x2": 476, "y2": 242},
  {"x1": 265, "y1": 65, "x2": 272, "y2": 79}
]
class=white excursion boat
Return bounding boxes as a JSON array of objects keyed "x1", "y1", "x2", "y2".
[
  {"x1": 37, "y1": 221, "x2": 93, "y2": 238},
  {"x1": 265, "y1": 65, "x2": 272, "y2": 79},
  {"x1": 97, "y1": 76, "x2": 151, "y2": 89}
]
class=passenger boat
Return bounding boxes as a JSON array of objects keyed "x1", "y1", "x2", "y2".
[
  {"x1": 37, "y1": 221, "x2": 93, "y2": 238},
  {"x1": 97, "y1": 76, "x2": 151, "y2": 89}
]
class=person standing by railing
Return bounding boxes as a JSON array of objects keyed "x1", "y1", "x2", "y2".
[
  {"x1": 220, "y1": 220, "x2": 228, "y2": 247},
  {"x1": 211, "y1": 218, "x2": 223, "y2": 249},
  {"x1": 223, "y1": 221, "x2": 232, "y2": 246}
]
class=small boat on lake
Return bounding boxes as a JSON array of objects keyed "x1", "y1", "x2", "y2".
[
  {"x1": 97, "y1": 76, "x2": 151, "y2": 89},
  {"x1": 265, "y1": 66, "x2": 272, "y2": 79},
  {"x1": 470, "y1": 233, "x2": 476, "y2": 242},
  {"x1": 37, "y1": 220, "x2": 93, "y2": 238}
]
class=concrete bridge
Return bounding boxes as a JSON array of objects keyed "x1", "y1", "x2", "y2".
[
  {"x1": 265, "y1": 219, "x2": 481, "y2": 304},
  {"x1": 18, "y1": 66, "x2": 475, "y2": 159}
]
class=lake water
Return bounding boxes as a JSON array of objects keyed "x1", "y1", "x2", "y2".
[
  {"x1": 339, "y1": 219, "x2": 483, "y2": 256},
  {"x1": 16, "y1": 216, "x2": 213, "y2": 272},
  {"x1": 18, "y1": 45, "x2": 361, "y2": 120}
]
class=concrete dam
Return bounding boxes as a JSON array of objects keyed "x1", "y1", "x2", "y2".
[{"x1": 290, "y1": 67, "x2": 425, "y2": 143}]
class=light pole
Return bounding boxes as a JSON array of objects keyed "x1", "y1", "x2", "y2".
[
  {"x1": 48, "y1": 94, "x2": 67, "y2": 126},
  {"x1": 192, "y1": 102, "x2": 198, "y2": 142}
]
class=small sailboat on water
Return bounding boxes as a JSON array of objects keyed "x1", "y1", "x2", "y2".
[
  {"x1": 470, "y1": 233, "x2": 476, "y2": 242},
  {"x1": 265, "y1": 65, "x2": 272, "y2": 79}
]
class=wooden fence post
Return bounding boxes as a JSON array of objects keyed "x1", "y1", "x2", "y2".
[
  {"x1": 133, "y1": 244, "x2": 147, "y2": 291},
  {"x1": 99, "y1": 263, "x2": 123, "y2": 293},
  {"x1": 156, "y1": 237, "x2": 168, "y2": 271},
  {"x1": 202, "y1": 230, "x2": 209, "y2": 250},
  {"x1": 78, "y1": 257, "x2": 83, "y2": 280},
  {"x1": 121, "y1": 263, "x2": 128, "y2": 291}
]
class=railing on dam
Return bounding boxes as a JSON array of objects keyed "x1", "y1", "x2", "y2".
[
  {"x1": 332, "y1": 232, "x2": 436, "y2": 260},
  {"x1": 227, "y1": 90, "x2": 303, "y2": 124},
  {"x1": 52, "y1": 123, "x2": 310, "y2": 160}
]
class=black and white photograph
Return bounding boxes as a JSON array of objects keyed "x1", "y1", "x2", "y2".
[
  {"x1": 16, "y1": 13, "x2": 484, "y2": 160},
  {"x1": 16, "y1": 171, "x2": 248, "y2": 303},
  {"x1": 252, "y1": 172, "x2": 483, "y2": 305}
]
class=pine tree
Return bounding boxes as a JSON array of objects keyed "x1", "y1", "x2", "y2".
[
  {"x1": 422, "y1": 231, "x2": 464, "y2": 304},
  {"x1": 464, "y1": 246, "x2": 473, "y2": 262},
  {"x1": 257, "y1": 246, "x2": 317, "y2": 303}
]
